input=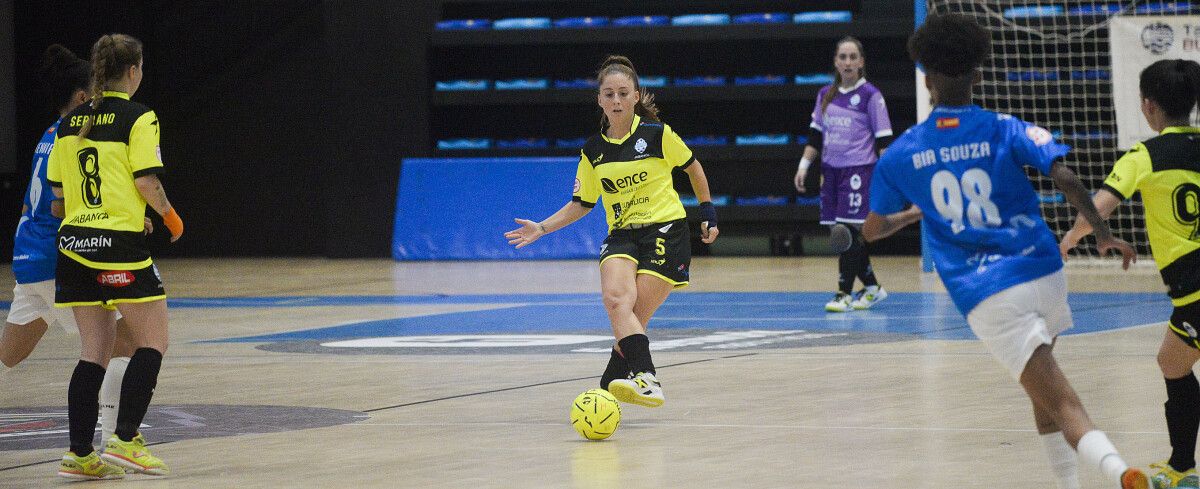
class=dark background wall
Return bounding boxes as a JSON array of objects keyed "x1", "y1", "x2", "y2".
[
  {"x1": 2, "y1": 1, "x2": 915, "y2": 260},
  {"x1": 2, "y1": 0, "x2": 436, "y2": 259}
]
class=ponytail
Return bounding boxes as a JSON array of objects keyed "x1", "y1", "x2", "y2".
[
  {"x1": 821, "y1": 36, "x2": 866, "y2": 115},
  {"x1": 596, "y1": 55, "x2": 661, "y2": 132},
  {"x1": 79, "y1": 34, "x2": 143, "y2": 139}
]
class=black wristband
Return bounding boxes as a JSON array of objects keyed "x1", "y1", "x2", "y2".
[{"x1": 698, "y1": 201, "x2": 717, "y2": 227}]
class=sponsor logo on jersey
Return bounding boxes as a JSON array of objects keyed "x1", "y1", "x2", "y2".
[
  {"x1": 59, "y1": 235, "x2": 112, "y2": 253},
  {"x1": 97, "y1": 270, "x2": 135, "y2": 287},
  {"x1": 936, "y1": 117, "x2": 959, "y2": 129},
  {"x1": 600, "y1": 171, "x2": 648, "y2": 194},
  {"x1": 573, "y1": 178, "x2": 581, "y2": 193}
]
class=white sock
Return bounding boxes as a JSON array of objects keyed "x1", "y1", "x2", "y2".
[
  {"x1": 1041, "y1": 432, "x2": 1081, "y2": 489},
  {"x1": 99, "y1": 357, "x2": 130, "y2": 445},
  {"x1": 1077, "y1": 430, "x2": 1130, "y2": 483}
]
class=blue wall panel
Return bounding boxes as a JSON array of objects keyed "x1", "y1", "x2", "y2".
[{"x1": 393, "y1": 157, "x2": 608, "y2": 260}]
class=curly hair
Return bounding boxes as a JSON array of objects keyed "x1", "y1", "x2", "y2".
[
  {"x1": 38, "y1": 44, "x2": 90, "y2": 114},
  {"x1": 908, "y1": 14, "x2": 990, "y2": 77}
]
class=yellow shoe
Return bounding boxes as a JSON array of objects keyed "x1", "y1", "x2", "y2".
[
  {"x1": 608, "y1": 371, "x2": 664, "y2": 408},
  {"x1": 1150, "y1": 461, "x2": 1199, "y2": 489},
  {"x1": 101, "y1": 433, "x2": 169, "y2": 475},
  {"x1": 58, "y1": 450, "x2": 125, "y2": 480}
]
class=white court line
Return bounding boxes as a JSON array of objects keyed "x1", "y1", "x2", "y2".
[{"x1": 349, "y1": 421, "x2": 1166, "y2": 436}]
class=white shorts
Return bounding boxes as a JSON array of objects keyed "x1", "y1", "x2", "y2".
[
  {"x1": 966, "y1": 271, "x2": 1072, "y2": 381},
  {"x1": 6, "y1": 280, "x2": 86, "y2": 333}
]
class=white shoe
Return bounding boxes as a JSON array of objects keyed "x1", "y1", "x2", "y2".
[
  {"x1": 608, "y1": 371, "x2": 664, "y2": 408},
  {"x1": 851, "y1": 286, "x2": 888, "y2": 310},
  {"x1": 824, "y1": 293, "x2": 853, "y2": 312}
]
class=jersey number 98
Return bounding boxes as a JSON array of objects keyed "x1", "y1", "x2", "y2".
[
  {"x1": 76, "y1": 147, "x2": 103, "y2": 209},
  {"x1": 1173, "y1": 182, "x2": 1200, "y2": 240},
  {"x1": 930, "y1": 169, "x2": 1000, "y2": 234}
]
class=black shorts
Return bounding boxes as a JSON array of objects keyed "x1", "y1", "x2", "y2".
[
  {"x1": 1168, "y1": 300, "x2": 1200, "y2": 349},
  {"x1": 599, "y1": 219, "x2": 691, "y2": 288},
  {"x1": 55, "y1": 225, "x2": 165, "y2": 308}
]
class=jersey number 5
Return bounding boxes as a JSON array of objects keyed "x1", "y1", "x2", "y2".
[
  {"x1": 77, "y1": 147, "x2": 103, "y2": 209},
  {"x1": 1173, "y1": 182, "x2": 1200, "y2": 240},
  {"x1": 930, "y1": 169, "x2": 1000, "y2": 234}
]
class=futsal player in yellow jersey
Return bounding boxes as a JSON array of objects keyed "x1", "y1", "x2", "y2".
[
  {"x1": 506, "y1": 55, "x2": 719, "y2": 408},
  {"x1": 47, "y1": 34, "x2": 182, "y2": 480},
  {"x1": 1061, "y1": 59, "x2": 1200, "y2": 489}
]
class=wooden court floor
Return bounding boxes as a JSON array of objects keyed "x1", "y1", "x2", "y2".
[{"x1": 0, "y1": 257, "x2": 1178, "y2": 488}]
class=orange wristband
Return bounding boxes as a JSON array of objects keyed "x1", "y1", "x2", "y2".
[{"x1": 162, "y1": 208, "x2": 184, "y2": 239}]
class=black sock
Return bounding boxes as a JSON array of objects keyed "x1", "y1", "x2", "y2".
[
  {"x1": 858, "y1": 254, "x2": 878, "y2": 287},
  {"x1": 68, "y1": 360, "x2": 105, "y2": 456},
  {"x1": 837, "y1": 251, "x2": 855, "y2": 294},
  {"x1": 844, "y1": 226, "x2": 878, "y2": 288},
  {"x1": 600, "y1": 348, "x2": 629, "y2": 389},
  {"x1": 116, "y1": 348, "x2": 163, "y2": 441},
  {"x1": 1166, "y1": 372, "x2": 1200, "y2": 472},
  {"x1": 617, "y1": 334, "x2": 655, "y2": 376}
]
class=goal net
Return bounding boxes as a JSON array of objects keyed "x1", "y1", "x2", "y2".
[{"x1": 922, "y1": 1, "x2": 1199, "y2": 264}]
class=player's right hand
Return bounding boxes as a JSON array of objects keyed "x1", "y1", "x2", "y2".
[
  {"x1": 793, "y1": 168, "x2": 807, "y2": 193},
  {"x1": 505, "y1": 218, "x2": 544, "y2": 249},
  {"x1": 1095, "y1": 235, "x2": 1137, "y2": 270}
]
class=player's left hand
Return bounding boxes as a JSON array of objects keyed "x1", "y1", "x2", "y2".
[
  {"x1": 143, "y1": 217, "x2": 154, "y2": 235},
  {"x1": 1095, "y1": 235, "x2": 1137, "y2": 270},
  {"x1": 698, "y1": 201, "x2": 718, "y2": 244}
]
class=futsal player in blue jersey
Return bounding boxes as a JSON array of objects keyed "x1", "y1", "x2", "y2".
[
  {"x1": 863, "y1": 14, "x2": 1146, "y2": 489},
  {"x1": 2, "y1": 45, "x2": 141, "y2": 461}
]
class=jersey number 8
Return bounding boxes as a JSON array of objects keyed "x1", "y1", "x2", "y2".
[
  {"x1": 76, "y1": 147, "x2": 103, "y2": 209},
  {"x1": 930, "y1": 169, "x2": 1000, "y2": 234}
]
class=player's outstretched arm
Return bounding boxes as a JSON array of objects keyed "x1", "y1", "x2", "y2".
[
  {"x1": 684, "y1": 159, "x2": 719, "y2": 243},
  {"x1": 505, "y1": 200, "x2": 591, "y2": 249},
  {"x1": 1050, "y1": 162, "x2": 1135, "y2": 269},
  {"x1": 862, "y1": 207, "x2": 922, "y2": 242}
]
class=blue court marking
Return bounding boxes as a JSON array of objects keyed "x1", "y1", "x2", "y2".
[{"x1": 192, "y1": 292, "x2": 1172, "y2": 343}]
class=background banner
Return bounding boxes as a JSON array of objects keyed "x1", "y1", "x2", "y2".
[{"x1": 1110, "y1": 15, "x2": 1200, "y2": 150}]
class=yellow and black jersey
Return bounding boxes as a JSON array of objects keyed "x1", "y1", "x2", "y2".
[
  {"x1": 574, "y1": 115, "x2": 694, "y2": 233},
  {"x1": 47, "y1": 91, "x2": 164, "y2": 269},
  {"x1": 1103, "y1": 126, "x2": 1200, "y2": 306}
]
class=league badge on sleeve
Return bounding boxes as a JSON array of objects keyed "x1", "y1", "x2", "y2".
[{"x1": 1026, "y1": 126, "x2": 1052, "y2": 146}]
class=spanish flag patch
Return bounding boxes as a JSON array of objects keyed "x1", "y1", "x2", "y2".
[{"x1": 936, "y1": 117, "x2": 960, "y2": 129}]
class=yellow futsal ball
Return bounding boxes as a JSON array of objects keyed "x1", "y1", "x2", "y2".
[{"x1": 570, "y1": 389, "x2": 621, "y2": 440}]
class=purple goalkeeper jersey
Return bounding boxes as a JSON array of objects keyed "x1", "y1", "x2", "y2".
[{"x1": 810, "y1": 78, "x2": 893, "y2": 168}]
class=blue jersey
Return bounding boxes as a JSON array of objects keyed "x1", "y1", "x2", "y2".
[
  {"x1": 871, "y1": 105, "x2": 1069, "y2": 314},
  {"x1": 12, "y1": 120, "x2": 63, "y2": 284}
]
